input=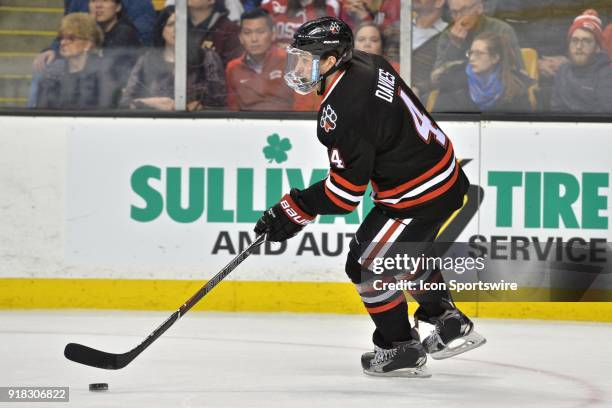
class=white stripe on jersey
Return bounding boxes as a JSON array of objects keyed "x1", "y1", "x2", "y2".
[
  {"x1": 360, "y1": 288, "x2": 401, "y2": 304},
  {"x1": 325, "y1": 177, "x2": 363, "y2": 203},
  {"x1": 375, "y1": 158, "x2": 456, "y2": 204},
  {"x1": 373, "y1": 220, "x2": 408, "y2": 261},
  {"x1": 359, "y1": 218, "x2": 411, "y2": 265}
]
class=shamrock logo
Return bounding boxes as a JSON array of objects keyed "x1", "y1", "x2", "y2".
[{"x1": 263, "y1": 133, "x2": 292, "y2": 164}]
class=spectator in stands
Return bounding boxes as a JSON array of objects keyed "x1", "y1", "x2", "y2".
[
  {"x1": 261, "y1": 0, "x2": 338, "y2": 49},
  {"x1": 242, "y1": 0, "x2": 263, "y2": 13},
  {"x1": 33, "y1": 0, "x2": 154, "y2": 71},
  {"x1": 167, "y1": 0, "x2": 248, "y2": 21},
  {"x1": 490, "y1": 0, "x2": 612, "y2": 110},
  {"x1": 434, "y1": 32, "x2": 532, "y2": 112},
  {"x1": 89, "y1": 0, "x2": 141, "y2": 47},
  {"x1": 353, "y1": 23, "x2": 399, "y2": 70},
  {"x1": 339, "y1": 0, "x2": 400, "y2": 30},
  {"x1": 36, "y1": 13, "x2": 105, "y2": 109},
  {"x1": 603, "y1": 24, "x2": 612, "y2": 58},
  {"x1": 354, "y1": 22, "x2": 384, "y2": 54},
  {"x1": 431, "y1": 0, "x2": 522, "y2": 86},
  {"x1": 340, "y1": 0, "x2": 378, "y2": 29},
  {"x1": 551, "y1": 10, "x2": 612, "y2": 113},
  {"x1": 343, "y1": 1, "x2": 400, "y2": 62},
  {"x1": 226, "y1": 9, "x2": 294, "y2": 110},
  {"x1": 29, "y1": 0, "x2": 155, "y2": 107},
  {"x1": 121, "y1": 6, "x2": 226, "y2": 110},
  {"x1": 89, "y1": 0, "x2": 142, "y2": 107},
  {"x1": 412, "y1": 0, "x2": 447, "y2": 97},
  {"x1": 188, "y1": 0, "x2": 242, "y2": 67}
]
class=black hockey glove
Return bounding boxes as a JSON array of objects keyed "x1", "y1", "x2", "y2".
[{"x1": 254, "y1": 189, "x2": 315, "y2": 242}]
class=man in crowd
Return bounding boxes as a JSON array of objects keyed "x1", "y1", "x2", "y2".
[
  {"x1": 226, "y1": 9, "x2": 294, "y2": 110},
  {"x1": 411, "y1": 0, "x2": 447, "y2": 97},
  {"x1": 431, "y1": 0, "x2": 522, "y2": 85},
  {"x1": 491, "y1": 0, "x2": 612, "y2": 109},
  {"x1": 551, "y1": 9, "x2": 612, "y2": 113},
  {"x1": 188, "y1": 0, "x2": 242, "y2": 67}
]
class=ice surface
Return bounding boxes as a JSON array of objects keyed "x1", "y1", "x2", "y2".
[{"x1": 1, "y1": 311, "x2": 610, "y2": 408}]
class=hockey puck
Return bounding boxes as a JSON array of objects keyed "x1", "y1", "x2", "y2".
[{"x1": 88, "y1": 383, "x2": 108, "y2": 392}]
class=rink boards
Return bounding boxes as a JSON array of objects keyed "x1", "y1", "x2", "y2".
[{"x1": 0, "y1": 116, "x2": 610, "y2": 321}]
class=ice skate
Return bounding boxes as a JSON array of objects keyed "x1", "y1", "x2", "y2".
[
  {"x1": 417, "y1": 303, "x2": 486, "y2": 360},
  {"x1": 361, "y1": 339, "x2": 431, "y2": 378}
]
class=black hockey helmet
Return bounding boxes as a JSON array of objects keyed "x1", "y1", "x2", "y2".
[{"x1": 284, "y1": 17, "x2": 354, "y2": 95}]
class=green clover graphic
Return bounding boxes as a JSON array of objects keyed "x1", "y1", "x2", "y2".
[{"x1": 263, "y1": 133, "x2": 292, "y2": 164}]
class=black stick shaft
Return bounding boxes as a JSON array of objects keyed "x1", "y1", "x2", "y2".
[{"x1": 64, "y1": 234, "x2": 266, "y2": 369}]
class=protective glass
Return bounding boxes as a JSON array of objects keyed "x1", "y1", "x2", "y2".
[{"x1": 284, "y1": 47, "x2": 321, "y2": 95}]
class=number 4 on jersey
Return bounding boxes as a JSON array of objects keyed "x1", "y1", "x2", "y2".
[
  {"x1": 399, "y1": 89, "x2": 447, "y2": 147},
  {"x1": 330, "y1": 148, "x2": 345, "y2": 169}
]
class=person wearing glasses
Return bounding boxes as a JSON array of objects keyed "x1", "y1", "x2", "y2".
[
  {"x1": 434, "y1": 31, "x2": 532, "y2": 112},
  {"x1": 431, "y1": 0, "x2": 522, "y2": 87},
  {"x1": 551, "y1": 9, "x2": 612, "y2": 113},
  {"x1": 36, "y1": 13, "x2": 106, "y2": 109}
]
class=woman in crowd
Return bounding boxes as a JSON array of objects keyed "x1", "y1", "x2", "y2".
[
  {"x1": 36, "y1": 13, "x2": 105, "y2": 109},
  {"x1": 434, "y1": 32, "x2": 532, "y2": 112},
  {"x1": 89, "y1": 0, "x2": 142, "y2": 107},
  {"x1": 121, "y1": 6, "x2": 226, "y2": 110},
  {"x1": 353, "y1": 22, "x2": 399, "y2": 70}
]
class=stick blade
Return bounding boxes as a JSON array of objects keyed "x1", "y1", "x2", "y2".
[{"x1": 64, "y1": 343, "x2": 129, "y2": 370}]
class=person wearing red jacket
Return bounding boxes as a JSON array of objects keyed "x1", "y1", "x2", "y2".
[
  {"x1": 226, "y1": 9, "x2": 294, "y2": 110},
  {"x1": 261, "y1": 0, "x2": 339, "y2": 48}
]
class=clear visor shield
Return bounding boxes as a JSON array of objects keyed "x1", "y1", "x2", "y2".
[{"x1": 284, "y1": 47, "x2": 321, "y2": 95}]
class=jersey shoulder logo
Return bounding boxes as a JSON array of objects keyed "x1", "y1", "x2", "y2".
[{"x1": 320, "y1": 104, "x2": 338, "y2": 133}]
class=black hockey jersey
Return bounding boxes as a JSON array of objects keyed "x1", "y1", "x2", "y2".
[{"x1": 296, "y1": 50, "x2": 469, "y2": 220}]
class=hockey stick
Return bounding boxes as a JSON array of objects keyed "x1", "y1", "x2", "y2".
[{"x1": 64, "y1": 233, "x2": 266, "y2": 370}]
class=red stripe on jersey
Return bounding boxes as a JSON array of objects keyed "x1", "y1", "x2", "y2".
[
  {"x1": 330, "y1": 171, "x2": 368, "y2": 193},
  {"x1": 324, "y1": 184, "x2": 358, "y2": 212},
  {"x1": 361, "y1": 220, "x2": 402, "y2": 268},
  {"x1": 379, "y1": 162, "x2": 460, "y2": 209},
  {"x1": 321, "y1": 70, "x2": 346, "y2": 103},
  {"x1": 364, "y1": 294, "x2": 405, "y2": 314},
  {"x1": 376, "y1": 144, "x2": 454, "y2": 199}
]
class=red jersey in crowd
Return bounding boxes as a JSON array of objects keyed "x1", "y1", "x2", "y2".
[
  {"x1": 226, "y1": 46, "x2": 295, "y2": 111},
  {"x1": 339, "y1": 0, "x2": 399, "y2": 29},
  {"x1": 604, "y1": 24, "x2": 612, "y2": 58},
  {"x1": 261, "y1": 0, "x2": 340, "y2": 45}
]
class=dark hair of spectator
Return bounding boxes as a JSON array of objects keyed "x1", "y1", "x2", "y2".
[
  {"x1": 472, "y1": 32, "x2": 527, "y2": 101},
  {"x1": 240, "y1": 8, "x2": 274, "y2": 30},
  {"x1": 153, "y1": 6, "x2": 175, "y2": 48},
  {"x1": 287, "y1": 0, "x2": 326, "y2": 17},
  {"x1": 354, "y1": 22, "x2": 386, "y2": 52}
]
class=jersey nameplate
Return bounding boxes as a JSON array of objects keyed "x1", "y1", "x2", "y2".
[{"x1": 375, "y1": 68, "x2": 396, "y2": 103}]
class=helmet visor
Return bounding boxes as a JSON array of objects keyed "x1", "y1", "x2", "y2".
[{"x1": 284, "y1": 47, "x2": 321, "y2": 95}]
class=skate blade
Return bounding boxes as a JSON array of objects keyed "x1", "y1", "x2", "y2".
[
  {"x1": 430, "y1": 330, "x2": 486, "y2": 360},
  {"x1": 363, "y1": 365, "x2": 432, "y2": 378}
]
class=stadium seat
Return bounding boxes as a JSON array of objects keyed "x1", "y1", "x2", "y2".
[
  {"x1": 426, "y1": 89, "x2": 439, "y2": 112},
  {"x1": 520, "y1": 48, "x2": 539, "y2": 110}
]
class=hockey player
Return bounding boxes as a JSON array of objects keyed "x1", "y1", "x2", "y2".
[{"x1": 254, "y1": 17, "x2": 485, "y2": 378}]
